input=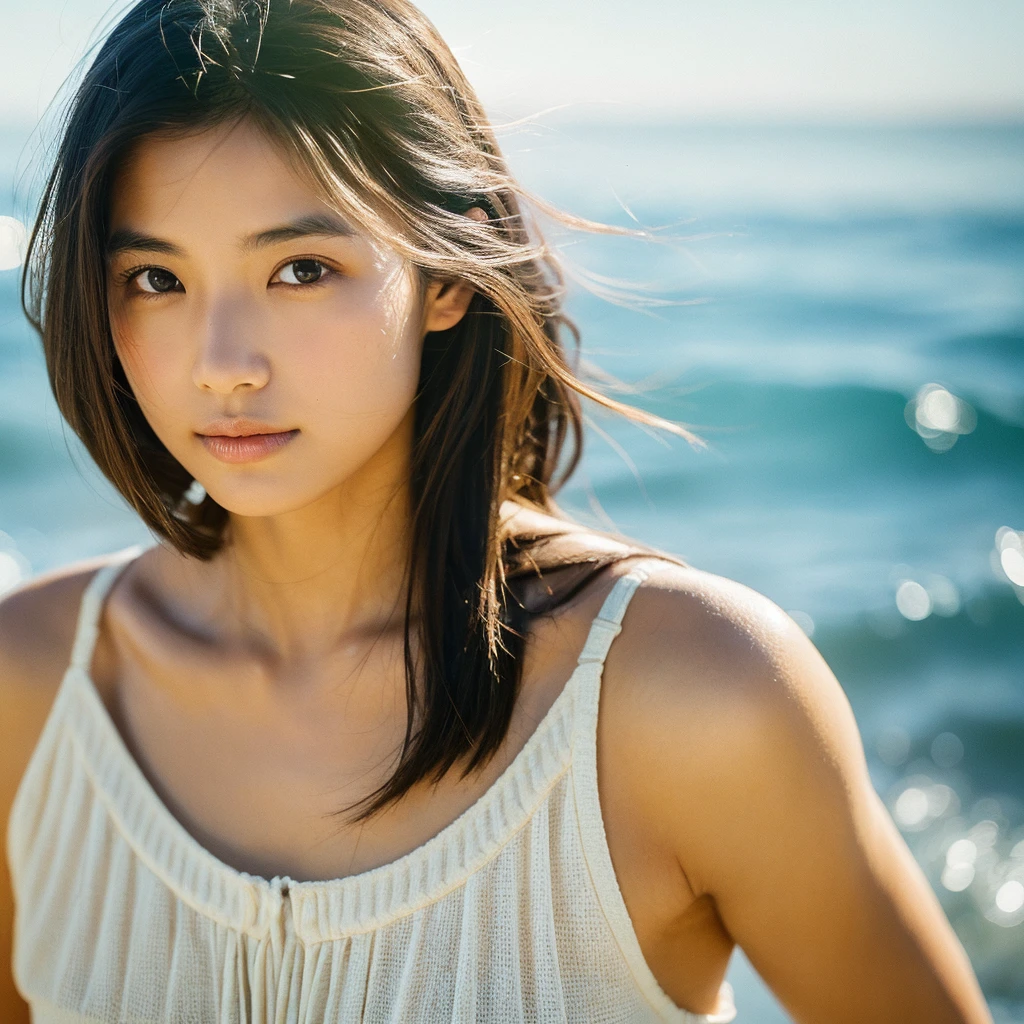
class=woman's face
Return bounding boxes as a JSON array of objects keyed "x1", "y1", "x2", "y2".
[{"x1": 106, "y1": 117, "x2": 475, "y2": 518}]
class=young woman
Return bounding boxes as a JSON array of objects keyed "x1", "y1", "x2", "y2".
[{"x1": 0, "y1": 1, "x2": 993, "y2": 1021}]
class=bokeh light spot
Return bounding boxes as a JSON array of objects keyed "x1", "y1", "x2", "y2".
[
  {"x1": 946, "y1": 838, "x2": 978, "y2": 868},
  {"x1": 919, "y1": 387, "x2": 959, "y2": 432},
  {"x1": 905, "y1": 383, "x2": 976, "y2": 452},
  {"x1": 969, "y1": 819, "x2": 1000, "y2": 848},
  {"x1": 941, "y1": 862, "x2": 975, "y2": 892},
  {"x1": 995, "y1": 880, "x2": 1024, "y2": 915},
  {"x1": 0, "y1": 216, "x2": 27, "y2": 271},
  {"x1": 1000, "y1": 547, "x2": 1024, "y2": 587},
  {"x1": 926, "y1": 784, "x2": 956, "y2": 818},
  {"x1": 895, "y1": 787, "x2": 930, "y2": 828},
  {"x1": 896, "y1": 580, "x2": 931, "y2": 621},
  {"x1": 0, "y1": 550, "x2": 23, "y2": 594},
  {"x1": 996, "y1": 527, "x2": 1022, "y2": 553}
]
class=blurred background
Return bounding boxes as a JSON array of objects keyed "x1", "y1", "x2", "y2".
[{"x1": 1, "y1": 1, "x2": 1022, "y2": 1019}]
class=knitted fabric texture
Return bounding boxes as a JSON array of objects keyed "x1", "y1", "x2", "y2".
[{"x1": 7, "y1": 548, "x2": 737, "y2": 1023}]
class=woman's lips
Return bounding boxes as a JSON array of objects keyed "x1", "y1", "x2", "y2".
[{"x1": 198, "y1": 429, "x2": 299, "y2": 464}]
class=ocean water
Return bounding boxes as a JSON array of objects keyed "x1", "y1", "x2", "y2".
[{"x1": 1, "y1": 120, "x2": 1023, "y2": 1020}]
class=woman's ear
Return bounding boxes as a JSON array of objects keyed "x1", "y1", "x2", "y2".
[{"x1": 422, "y1": 206, "x2": 488, "y2": 334}]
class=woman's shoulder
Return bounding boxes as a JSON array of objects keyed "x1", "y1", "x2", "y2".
[
  {"x1": 0, "y1": 553, "x2": 134, "y2": 788},
  {"x1": 0, "y1": 554, "x2": 120, "y2": 692},
  {"x1": 608, "y1": 553, "x2": 863, "y2": 774},
  {"x1": 597, "y1": 556, "x2": 838, "y2": 757},
  {"x1": 612, "y1": 555, "x2": 822, "y2": 712},
  {"x1": 602, "y1": 554, "x2": 873, "y2": 889}
]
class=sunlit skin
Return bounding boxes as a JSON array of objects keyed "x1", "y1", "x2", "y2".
[{"x1": 0, "y1": 116, "x2": 994, "y2": 1023}]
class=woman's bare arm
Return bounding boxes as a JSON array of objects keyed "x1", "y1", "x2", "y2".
[
  {"x1": 0, "y1": 564, "x2": 102, "y2": 1024},
  {"x1": 618, "y1": 566, "x2": 992, "y2": 1024}
]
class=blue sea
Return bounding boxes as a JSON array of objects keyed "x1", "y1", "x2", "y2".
[{"x1": 1, "y1": 119, "x2": 1022, "y2": 1020}]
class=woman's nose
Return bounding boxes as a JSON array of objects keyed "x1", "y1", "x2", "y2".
[{"x1": 191, "y1": 299, "x2": 271, "y2": 394}]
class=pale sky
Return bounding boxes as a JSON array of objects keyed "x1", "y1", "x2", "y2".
[{"x1": 1, "y1": 0, "x2": 1022, "y2": 126}]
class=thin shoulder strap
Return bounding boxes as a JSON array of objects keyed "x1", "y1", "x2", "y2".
[
  {"x1": 575, "y1": 559, "x2": 655, "y2": 669},
  {"x1": 68, "y1": 546, "x2": 145, "y2": 672}
]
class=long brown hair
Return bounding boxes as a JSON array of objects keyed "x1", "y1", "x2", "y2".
[{"x1": 21, "y1": 0, "x2": 700, "y2": 821}]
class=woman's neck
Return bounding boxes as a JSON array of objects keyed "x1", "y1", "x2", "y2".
[{"x1": 168, "y1": 459, "x2": 415, "y2": 670}]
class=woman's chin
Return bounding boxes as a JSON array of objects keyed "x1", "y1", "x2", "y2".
[{"x1": 202, "y1": 483, "x2": 336, "y2": 521}]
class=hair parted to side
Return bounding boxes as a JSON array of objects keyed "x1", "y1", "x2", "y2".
[{"x1": 21, "y1": 0, "x2": 701, "y2": 821}]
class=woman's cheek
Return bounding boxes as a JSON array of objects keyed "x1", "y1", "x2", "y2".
[
  {"x1": 294, "y1": 313, "x2": 421, "y2": 433},
  {"x1": 109, "y1": 306, "x2": 159, "y2": 407},
  {"x1": 290, "y1": 280, "x2": 423, "y2": 428},
  {"x1": 114, "y1": 329, "x2": 185, "y2": 423},
  {"x1": 110, "y1": 327, "x2": 201, "y2": 471}
]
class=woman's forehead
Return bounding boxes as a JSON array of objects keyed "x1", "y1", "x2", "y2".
[
  {"x1": 106, "y1": 120, "x2": 407, "y2": 264},
  {"x1": 111, "y1": 120, "x2": 332, "y2": 220}
]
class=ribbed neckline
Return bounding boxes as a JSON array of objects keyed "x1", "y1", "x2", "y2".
[{"x1": 57, "y1": 547, "x2": 620, "y2": 942}]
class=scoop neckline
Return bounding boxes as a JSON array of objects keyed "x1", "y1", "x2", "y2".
[
  {"x1": 61, "y1": 546, "x2": 624, "y2": 934},
  {"x1": 71, "y1": 637, "x2": 583, "y2": 894}
]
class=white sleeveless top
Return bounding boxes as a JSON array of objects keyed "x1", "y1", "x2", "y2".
[{"x1": 7, "y1": 547, "x2": 737, "y2": 1024}]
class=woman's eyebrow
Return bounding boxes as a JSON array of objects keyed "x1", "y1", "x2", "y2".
[{"x1": 105, "y1": 212, "x2": 357, "y2": 261}]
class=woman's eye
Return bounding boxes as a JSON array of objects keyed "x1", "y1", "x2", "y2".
[
  {"x1": 276, "y1": 259, "x2": 331, "y2": 286},
  {"x1": 134, "y1": 267, "x2": 181, "y2": 294},
  {"x1": 118, "y1": 260, "x2": 333, "y2": 296}
]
